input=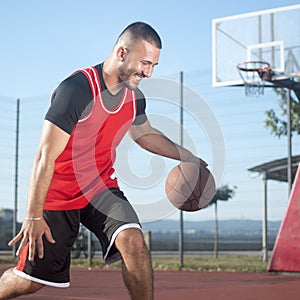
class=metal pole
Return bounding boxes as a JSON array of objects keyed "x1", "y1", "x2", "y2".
[
  {"x1": 270, "y1": 13, "x2": 275, "y2": 67},
  {"x1": 258, "y1": 16, "x2": 262, "y2": 61},
  {"x1": 87, "y1": 230, "x2": 92, "y2": 267},
  {"x1": 13, "y1": 98, "x2": 20, "y2": 257},
  {"x1": 262, "y1": 172, "x2": 268, "y2": 262},
  {"x1": 179, "y1": 71, "x2": 184, "y2": 269},
  {"x1": 287, "y1": 88, "x2": 292, "y2": 193}
]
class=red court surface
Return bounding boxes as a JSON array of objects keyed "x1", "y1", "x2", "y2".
[{"x1": 1, "y1": 265, "x2": 300, "y2": 299}]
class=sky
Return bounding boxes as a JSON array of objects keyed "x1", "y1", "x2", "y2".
[{"x1": 0, "y1": 0, "x2": 299, "y2": 224}]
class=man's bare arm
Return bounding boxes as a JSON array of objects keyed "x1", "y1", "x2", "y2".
[
  {"x1": 128, "y1": 120, "x2": 207, "y2": 166},
  {"x1": 9, "y1": 120, "x2": 70, "y2": 260}
]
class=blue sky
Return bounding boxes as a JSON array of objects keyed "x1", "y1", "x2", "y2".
[
  {"x1": 1, "y1": 0, "x2": 299, "y2": 97},
  {"x1": 0, "y1": 0, "x2": 299, "y2": 223}
]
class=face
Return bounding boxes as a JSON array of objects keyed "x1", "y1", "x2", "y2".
[{"x1": 118, "y1": 40, "x2": 160, "y2": 90}]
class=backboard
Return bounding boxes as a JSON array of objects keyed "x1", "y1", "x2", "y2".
[{"x1": 212, "y1": 4, "x2": 300, "y2": 87}]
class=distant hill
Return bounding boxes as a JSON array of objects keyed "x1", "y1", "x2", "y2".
[{"x1": 142, "y1": 219, "x2": 281, "y2": 236}]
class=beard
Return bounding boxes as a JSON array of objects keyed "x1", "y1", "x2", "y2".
[{"x1": 118, "y1": 61, "x2": 142, "y2": 90}]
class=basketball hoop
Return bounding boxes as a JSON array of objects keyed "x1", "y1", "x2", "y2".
[{"x1": 237, "y1": 61, "x2": 272, "y2": 96}]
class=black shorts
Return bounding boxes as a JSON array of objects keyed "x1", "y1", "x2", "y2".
[{"x1": 14, "y1": 188, "x2": 140, "y2": 287}]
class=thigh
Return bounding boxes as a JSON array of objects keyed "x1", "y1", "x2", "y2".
[{"x1": 80, "y1": 188, "x2": 141, "y2": 264}]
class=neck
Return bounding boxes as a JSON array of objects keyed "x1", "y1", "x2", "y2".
[{"x1": 102, "y1": 58, "x2": 124, "y2": 95}]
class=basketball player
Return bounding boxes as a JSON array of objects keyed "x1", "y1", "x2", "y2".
[{"x1": 0, "y1": 22, "x2": 206, "y2": 300}]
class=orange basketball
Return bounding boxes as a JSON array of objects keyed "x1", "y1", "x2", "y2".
[{"x1": 165, "y1": 162, "x2": 216, "y2": 211}]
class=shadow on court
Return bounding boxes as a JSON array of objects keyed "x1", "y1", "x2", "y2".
[{"x1": 1, "y1": 265, "x2": 300, "y2": 300}]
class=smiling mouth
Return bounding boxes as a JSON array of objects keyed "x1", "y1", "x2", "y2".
[{"x1": 134, "y1": 73, "x2": 144, "y2": 80}]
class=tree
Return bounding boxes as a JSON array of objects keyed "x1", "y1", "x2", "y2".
[
  {"x1": 208, "y1": 185, "x2": 236, "y2": 258},
  {"x1": 265, "y1": 87, "x2": 300, "y2": 138}
]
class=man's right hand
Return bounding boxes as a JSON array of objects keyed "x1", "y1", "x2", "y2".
[{"x1": 8, "y1": 219, "x2": 55, "y2": 261}]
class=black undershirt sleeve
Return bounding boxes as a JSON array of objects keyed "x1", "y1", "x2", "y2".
[
  {"x1": 133, "y1": 88, "x2": 148, "y2": 125},
  {"x1": 45, "y1": 66, "x2": 148, "y2": 135},
  {"x1": 45, "y1": 72, "x2": 93, "y2": 135}
]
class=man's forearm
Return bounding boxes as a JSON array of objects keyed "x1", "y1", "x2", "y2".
[
  {"x1": 26, "y1": 152, "x2": 55, "y2": 218},
  {"x1": 135, "y1": 129, "x2": 197, "y2": 162}
]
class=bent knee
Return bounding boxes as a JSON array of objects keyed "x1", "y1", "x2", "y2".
[{"x1": 115, "y1": 228, "x2": 147, "y2": 253}]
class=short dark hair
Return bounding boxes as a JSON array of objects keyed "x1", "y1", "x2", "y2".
[{"x1": 118, "y1": 22, "x2": 162, "y2": 49}]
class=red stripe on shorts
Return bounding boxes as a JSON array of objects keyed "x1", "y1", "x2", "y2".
[{"x1": 15, "y1": 243, "x2": 29, "y2": 272}]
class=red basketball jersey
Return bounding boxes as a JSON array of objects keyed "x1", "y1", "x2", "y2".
[{"x1": 44, "y1": 67, "x2": 137, "y2": 210}]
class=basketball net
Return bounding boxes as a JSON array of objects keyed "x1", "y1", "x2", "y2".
[{"x1": 237, "y1": 61, "x2": 272, "y2": 97}]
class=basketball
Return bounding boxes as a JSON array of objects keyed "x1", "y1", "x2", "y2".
[{"x1": 165, "y1": 162, "x2": 216, "y2": 212}]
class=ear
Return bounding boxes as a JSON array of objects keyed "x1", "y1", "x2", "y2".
[{"x1": 116, "y1": 46, "x2": 128, "y2": 62}]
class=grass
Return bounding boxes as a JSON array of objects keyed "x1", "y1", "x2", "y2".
[
  {"x1": 70, "y1": 254, "x2": 268, "y2": 273},
  {"x1": 0, "y1": 256, "x2": 18, "y2": 265},
  {"x1": 151, "y1": 255, "x2": 268, "y2": 272},
  {"x1": 0, "y1": 254, "x2": 268, "y2": 273}
]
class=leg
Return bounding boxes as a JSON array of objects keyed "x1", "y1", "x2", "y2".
[
  {"x1": 115, "y1": 228, "x2": 154, "y2": 300},
  {"x1": 0, "y1": 268, "x2": 44, "y2": 299},
  {"x1": 81, "y1": 189, "x2": 152, "y2": 299}
]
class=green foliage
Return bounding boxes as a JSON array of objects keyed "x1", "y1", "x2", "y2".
[
  {"x1": 265, "y1": 86, "x2": 300, "y2": 138},
  {"x1": 209, "y1": 185, "x2": 237, "y2": 205}
]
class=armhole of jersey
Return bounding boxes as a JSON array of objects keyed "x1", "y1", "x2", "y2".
[
  {"x1": 90, "y1": 66, "x2": 102, "y2": 96},
  {"x1": 132, "y1": 90, "x2": 137, "y2": 122},
  {"x1": 77, "y1": 68, "x2": 97, "y2": 123}
]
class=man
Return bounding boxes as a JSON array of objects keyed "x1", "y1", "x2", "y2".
[{"x1": 0, "y1": 22, "x2": 206, "y2": 299}]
